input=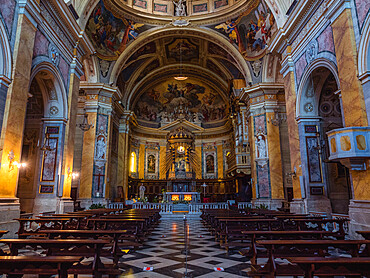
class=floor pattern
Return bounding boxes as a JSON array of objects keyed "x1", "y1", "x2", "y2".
[{"x1": 119, "y1": 216, "x2": 252, "y2": 277}]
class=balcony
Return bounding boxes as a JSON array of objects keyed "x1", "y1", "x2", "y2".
[{"x1": 327, "y1": 127, "x2": 370, "y2": 170}]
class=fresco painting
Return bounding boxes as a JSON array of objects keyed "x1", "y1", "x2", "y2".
[
  {"x1": 134, "y1": 78, "x2": 227, "y2": 123},
  {"x1": 214, "y1": 0, "x2": 277, "y2": 61},
  {"x1": 86, "y1": 0, "x2": 145, "y2": 60},
  {"x1": 165, "y1": 38, "x2": 199, "y2": 62}
]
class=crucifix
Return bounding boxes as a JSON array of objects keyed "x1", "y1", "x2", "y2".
[{"x1": 93, "y1": 172, "x2": 105, "y2": 196}]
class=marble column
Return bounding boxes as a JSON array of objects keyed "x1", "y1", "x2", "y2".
[
  {"x1": 78, "y1": 84, "x2": 115, "y2": 208},
  {"x1": 265, "y1": 111, "x2": 285, "y2": 207},
  {"x1": 332, "y1": 8, "x2": 370, "y2": 236},
  {"x1": 55, "y1": 60, "x2": 81, "y2": 213},
  {"x1": 249, "y1": 98, "x2": 285, "y2": 210},
  {"x1": 283, "y1": 69, "x2": 306, "y2": 213},
  {"x1": 117, "y1": 112, "x2": 131, "y2": 201},
  {"x1": 0, "y1": 2, "x2": 38, "y2": 236}
]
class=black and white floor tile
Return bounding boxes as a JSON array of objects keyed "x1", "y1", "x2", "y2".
[{"x1": 119, "y1": 216, "x2": 252, "y2": 277}]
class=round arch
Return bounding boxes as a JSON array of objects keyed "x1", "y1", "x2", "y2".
[
  {"x1": 358, "y1": 13, "x2": 370, "y2": 81},
  {"x1": 127, "y1": 64, "x2": 229, "y2": 110},
  {"x1": 109, "y1": 26, "x2": 252, "y2": 85},
  {"x1": 296, "y1": 58, "x2": 340, "y2": 118},
  {"x1": 29, "y1": 62, "x2": 68, "y2": 120},
  {"x1": 0, "y1": 18, "x2": 12, "y2": 84}
]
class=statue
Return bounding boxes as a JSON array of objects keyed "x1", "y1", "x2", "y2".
[
  {"x1": 96, "y1": 137, "x2": 106, "y2": 159},
  {"x1": 256, "y1": 135, "x2": 266, "y2": 158},
  {"x1": 173, "y1": 0, "x2": 186, "y2": 16},
  {"x1": 139, "y1": 183, "x2": 146, "y2": 200}
]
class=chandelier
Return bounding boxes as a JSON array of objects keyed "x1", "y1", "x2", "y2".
[{"x1": 174, "y1": 39, "x2": 188, "y2": 81}]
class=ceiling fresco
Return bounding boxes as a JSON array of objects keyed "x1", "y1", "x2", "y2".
[
  {"x1": 85, "y1": 0, "x2": 154, "y2": 60},
  {"x1": 165, "y1": 38, "x2": 200, "y2": 62},
  {"x1": 212, "y1": 0, "x2": 277, "y2": 61},
  {"x1": 133, "y1": 78, "x2": 228, "y2": 127}
]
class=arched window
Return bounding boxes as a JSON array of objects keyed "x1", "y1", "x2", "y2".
[{"x1": 130, "y1": 152, "x2": 137, "y2": 173}]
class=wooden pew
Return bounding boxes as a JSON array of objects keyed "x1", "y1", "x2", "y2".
[
  {"x1": 39, "y1": 229, "x2": 142, "y2": 266},
  {"x1": 287, "y1": 257, "x2": 370, "y2": 278},
  {"x1": 250, "y1": 239, "x2": 370, "y2": 277},
  {"x1": 0, "y1": 256, "x2": 82, "y2": 278},
  {"x1": 237, "y1": 230, "x2": 344, "y2": 264}
]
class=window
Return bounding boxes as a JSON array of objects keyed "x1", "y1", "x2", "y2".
[{"x1": 130, "y1": 152, "x2": 137, "y2": 173}]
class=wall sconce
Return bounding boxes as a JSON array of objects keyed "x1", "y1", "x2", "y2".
[
  {"x1": 8, "y1": 150, "x2": 26, "y2": 171},
  {"x1": 267, "y1": 109, "x2": 287, "y2": 126},
  {"x1": 286, "y1": 166, "x2": 297, "y2": 178},
  {"x1": 79, "y1": 113, "x2": 94, "y2": 132},
  {"x1": 67, "y1": 167, "x2": 79, "y2": 179}
]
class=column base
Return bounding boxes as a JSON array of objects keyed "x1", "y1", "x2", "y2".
[
  {"x1": 348, "y1": 200, "x2": 370, "y2": 239},
  {"x1": 0, "y1": 198, "x2": 20, "y2": 238},
  {"x1": 79, "y1": 198, "x2": 108, "y2": 210},
  {"x1": 252, "y1": 199, "x2": 285, "y2": 210},
  {"x1": 56, "y1": 198, "x2": 74, "y2": 213},
  {"x1": 33, "y1": 195, "x2": 59, "y2": 216},
  {"x1": 306, "y1": 196, "x2": 332, "y2": 215},
  {"x1": 290, "y1": 199, "x2": 307, "y2": 214}
]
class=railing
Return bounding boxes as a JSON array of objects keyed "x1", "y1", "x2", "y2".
[
  {"x1": 108, "y1": 202, "x2": 231, "y2": 213},
  {"x1": 238, "y1": 202, "x2": 252, "y2": 209},
  {"x1": 108, "y1": 203, "x2": 125, "y2": 209},
  {"x1": 309, "y1": 211, "x2": 350, "y2": 235},
  {"x1": 133, "y1": 202, "x2": 173, "y2": 213},
  {"x1": 189, "y1": 203, "x2": 229, "y2": 213}
]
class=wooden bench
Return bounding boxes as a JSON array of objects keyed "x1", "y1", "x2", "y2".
[
  {"x1": 287, "y1": 257, "x2": 370, "y2": 278},
  {"x1": 250, "y1": 240, "x2": 370, "y2": 277},
  {"x1": 0, "y1": 256, "x2": 82, "y2": 278}
]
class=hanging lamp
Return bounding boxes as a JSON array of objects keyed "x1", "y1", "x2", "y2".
[{"x1": 174, "y1": 39, "x2": 188, "y2": 81}]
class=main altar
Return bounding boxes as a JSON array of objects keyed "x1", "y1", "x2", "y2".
[{"x1": 164, "y1": 126, "x2": 201, "y2": 203}]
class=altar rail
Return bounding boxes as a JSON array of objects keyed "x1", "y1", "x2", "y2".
[
  {"x1": 310, "y1": 211, "x2": 350, "y2": 235},
  {"x1": 108, "y1": 202, "x2": 231, "y2": 213}
]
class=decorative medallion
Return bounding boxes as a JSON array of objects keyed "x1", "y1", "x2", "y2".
[
  {"x1": 49, "y1": 106, "x2": 59, "y2": 116},
  {"x1": 99, "y1": 59, "x2": 111, "y2": 78},
  {"x1": 304, "y1": 102, "x2": 314, "y2": 112},
  {"x1": 48, "y1": 44, "x2": 60, "y2": 66},
  {"x1": 320, "y1": 101, "x2": 333, "y2": 116},
  {"x1": 251, "y1": 60, "x2": 262, "y2": 77},
  {"x1": 305, "y1": 41, "x2": 318, "y2": 63}
]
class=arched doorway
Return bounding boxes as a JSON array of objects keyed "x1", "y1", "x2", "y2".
[
  {"x1": 18, "y1": 67, "x2": 66, "y2": 214},
  {"x1": 298, "y1": 64, "x2": 351, "y2": 214},
  {"x1": 317, "y1": 70, "x2": 351, "y2": 214}
]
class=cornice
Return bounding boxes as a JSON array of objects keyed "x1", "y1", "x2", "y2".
[
  {"x1": 104, "y1": 0, "x2": 256, "y2": 26},
  {"x1": 239, "y1": 83, "x2": 285, "y2": 100},
  {"x1": 269, "y1": 0, "x2": 324, "y2": 56}
]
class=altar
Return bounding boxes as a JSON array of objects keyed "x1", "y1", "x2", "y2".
[{"x1": 165, "y1": 192, "x2": 201, "y2": 203}]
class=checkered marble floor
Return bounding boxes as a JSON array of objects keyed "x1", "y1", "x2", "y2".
[{"x1": 118, "y1": 216, "x2": 252, "y2": 277}]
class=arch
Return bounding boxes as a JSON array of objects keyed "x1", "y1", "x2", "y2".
[
  {"x1": 358, "y1": 13, "x2": 370, "y2": 81},
  {"x1": 30, "y1": 62, "x2": 68, "y2": 120},
  {"x1": 126, "y1": 63, "x2": 229, "y2": 110},
  {"x1": 109, "y1": 27, "x2": 252, "y2": 85},
  {"x1": 0, "y1": 17, "x2": 12, "y2": 85},
  {"x1": 296, "y1": 58, "x2": 340, "y2": 118}
]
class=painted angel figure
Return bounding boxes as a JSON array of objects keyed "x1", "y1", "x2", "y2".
[
  {"x1": 173, "y1": 0, "x2": 187, "y2": 16},
  {"x1": 215, "y1": 20, "x2": 245, "y2": 52}
]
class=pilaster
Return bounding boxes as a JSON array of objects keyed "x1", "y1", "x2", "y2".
[
  {"x1": 117, "y1": 112, "x2": 132, "y2": 201},
  {"x1": 78, "y1": 83, "x2": 115, "y2": 206},
  {"x1": 332, "y1": 7, "x2": 370, "y2": 234},
  {"x1": 282, "y1": 67, "x2": 306, "y2": 213}
]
